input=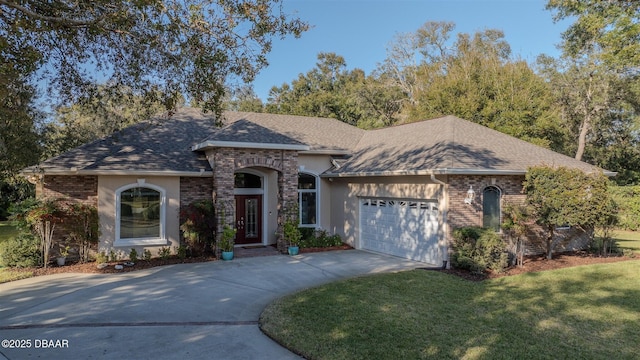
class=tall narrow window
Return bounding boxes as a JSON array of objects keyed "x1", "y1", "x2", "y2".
[
  {"x1": 483, "y1": 186, "x2": 501, "y2": 232},
  {"x1": 116, "y1": 184, "x2": 166, "y2": 245},
  {"x1": 298, "y1": 173, "x2": 317, "y2": 227}
]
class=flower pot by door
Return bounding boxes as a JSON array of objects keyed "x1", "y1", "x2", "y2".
[
  {"x1": 221, "y1": 251, "x2": 234, "y2": 261},
  {"x1": 56, "y1": 257, "x2": 66, "y2": 266},
  {"x1": 288, "y1": 246, "x2": 299, "y2": 256}
]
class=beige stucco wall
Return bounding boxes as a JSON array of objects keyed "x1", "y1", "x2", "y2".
[
  {"x1": 97, "y1": 176, "x2": 181, "y2": 258},
  {"x1": 328, "y1": 175, "x2": 447, "y2": 250}
]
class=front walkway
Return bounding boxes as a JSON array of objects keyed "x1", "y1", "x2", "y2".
[{"x1": 0, "y1": 250, "x2": 421, "y2": 360}]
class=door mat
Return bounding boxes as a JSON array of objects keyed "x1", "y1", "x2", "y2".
[{"x1": 242, "y1": 245, "x2": 266, "y2": 249}]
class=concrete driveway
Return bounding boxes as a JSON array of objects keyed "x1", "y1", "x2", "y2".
[{"x1": 0, "y1": 250, "x2": 421, "y2": 360}]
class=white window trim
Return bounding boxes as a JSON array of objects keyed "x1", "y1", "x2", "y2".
[
  {"x1": 298, "y1": 172, "x2": 320, "y2": 228},
  {"x1": 114, "y1": 183, "x2": 167, "y2": 247}
]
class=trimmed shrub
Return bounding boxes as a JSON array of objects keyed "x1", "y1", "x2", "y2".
[
  {"x1": 299, "y1": 229, "x2": 343, "y2": 248},
  {"x1": 0, "y1": 233, "x2": 41, "y2": 268},
  {"x1": 451, "y1": 226, "x2": 508, "y2": 274},
  {"x1": 610, "y1": 185, "x2": 640, "y2": 231}
]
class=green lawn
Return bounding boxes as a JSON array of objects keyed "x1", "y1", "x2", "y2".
[
  {"x1": 614, "y1": 230, "x2": 640, "y2": 253},
  {"x1": 0, "y1": 221, "x2": 19, "y2": 243},
  {"x1": 261, "y1": 261, "x2": 640, "y2": 360}
]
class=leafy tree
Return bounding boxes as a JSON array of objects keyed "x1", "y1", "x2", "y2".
[
  {"x1": 265, "y1": 52, "x2": 404, "y2": 128},
  {"x1": 266, "y1": 53, "x2": 360, "y2": 125},
  {"x1": 523, "y1": 166, "x2": 616, "y2": 259},
  {"x1": 389, "y1": 23, "x2": 567, "y2": 150},
  {"x1": 225, "y1": 85, "x2": 264, "y2": 112},
  {"x1": 546, "y1": 0, "x2": 640, "y2": 72},
  {"x1": 42, "y1": 85, "x2": 168, "y2": 158},
  {"x1": 0, "y1": 43, "x2": 42, "y2": 178},
  {"x1": 0, "y1": 0, "x2": 309, "y2": 117}
]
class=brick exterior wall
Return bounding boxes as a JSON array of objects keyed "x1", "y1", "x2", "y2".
[
  {"x1": 35, "y1": 175, "x2": 99, "y2": 260},
  {"x1": 207, "y1": 148, "x2": 299, "y2": 253},
  {"x1": 448, "y1": 175, "x2": 525, "y2": 231},
  {"x1": 38, "y1": 175, "x2": 98, "y2": 207},
  {"x1": 179, "y1": 176, "x2": 214, "y2": 209},
  {"x1": 447, "y1": 174, "x2": 591, "y2": 257}
]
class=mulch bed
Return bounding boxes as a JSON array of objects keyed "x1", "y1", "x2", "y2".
[
  {"x1": 12, "y1": 245, "x2": 354, "y2": 277},
  {"x1": 11, "y1": 248, "x2": 635, "y2": 281},
  {"x1": 438, "y1": 251, "x2": 637, "y2": 281}
]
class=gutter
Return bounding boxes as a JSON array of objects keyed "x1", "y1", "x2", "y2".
[{"x1": 21, "y1": 169, "x2": 214, "y2": 177}]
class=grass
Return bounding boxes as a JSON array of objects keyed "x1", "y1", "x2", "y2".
[
  {"x1": 614, "y1": 230, "x2": 640, "y2": 253},
  {"x1": 0, "y1": 220, "x2": 19, "y2": 242},
  {"x1": 261, "y1": 261, "x2": 640, "y2": 360}
]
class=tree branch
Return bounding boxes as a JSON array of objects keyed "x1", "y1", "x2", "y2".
[{"x1": 0, "y1": 0, "x2": 104, "y2": 27}]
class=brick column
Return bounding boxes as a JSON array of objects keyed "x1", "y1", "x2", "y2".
[{"x1": 276, "y1": 150, "x2": 299, "y2": 252}]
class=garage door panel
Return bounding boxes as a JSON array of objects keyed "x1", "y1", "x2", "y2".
[{"x1": 360, "y1": 198, "x2": 442, "y2": 265}]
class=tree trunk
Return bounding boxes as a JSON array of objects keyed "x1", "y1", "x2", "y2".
[
  {"x1": 574, "y1": 72, "x2": 595, "y2": 162},
  {"x1": 546, "y1": 226, "x2": 555, "y2": 260}
]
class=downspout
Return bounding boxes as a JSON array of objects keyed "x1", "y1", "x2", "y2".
[{"x1": 430, "y1": 173, "x2": 449, "y2": 269}]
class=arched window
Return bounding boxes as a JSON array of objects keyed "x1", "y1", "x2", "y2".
[
  {"x1": 298, "y1": 173, "x2": 317, "y2": 227},
  {"x1": 483, "y1": 186, "x2": 501, "y2": 232},
  {"x1": 115, "y1": 183, "x2": 166, "y2": 246}
]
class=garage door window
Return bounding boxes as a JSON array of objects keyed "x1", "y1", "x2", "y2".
[
  {"x1": 483, "y1": 186, "x2": 501, "y2": 231},
  {"x1": 298, "y1": 173, "x2": 317, "y2": 227}
]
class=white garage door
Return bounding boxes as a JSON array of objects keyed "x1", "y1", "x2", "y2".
[{"x1": 360, "y1": 198, "x2": 443, "y2": 265}]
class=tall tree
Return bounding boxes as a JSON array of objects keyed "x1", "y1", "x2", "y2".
[
  {"x1": 42, "y1": 85, "x2": 168, "y2": 158},
  {"x1": 547, "y1": 0, "x2": 640, "y2": 72},
  {"x1": 265, "y1": 53, "x2": 363, "y2": 126},
  {"x1": 265, "y1": 52, "x2": 404, "y2": 128},
  {"x1": 225, "y1": 85, "x2": 264, "y2": 113},
  {"x1": 388, "y1": 23, "x2": 567, "y2": 151},
  {"x1": 0, "y1": 40, "x2": 41, "y2": 178},
  {"x1": 0, "y1": 0, "x2": 308, "y2": 118}
]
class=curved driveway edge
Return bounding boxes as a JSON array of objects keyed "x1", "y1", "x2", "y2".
[{"x1": 0, "y1": 250, "x2": 422, "y2": 360}]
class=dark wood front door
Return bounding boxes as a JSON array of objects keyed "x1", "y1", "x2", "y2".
[{"x1": 234, "y1": 195, "x2": 262, "y2": 244}]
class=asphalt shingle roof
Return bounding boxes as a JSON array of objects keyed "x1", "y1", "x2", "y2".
[
  {"x1": 30, "y1": 109, "x2": 217, "y2": 174},
  {"x1": 328, "y1": 115, "x2": 606, "y2": 176},
  {"x1": 28, "y1": 109, "x2": 609, "y2": 176}
]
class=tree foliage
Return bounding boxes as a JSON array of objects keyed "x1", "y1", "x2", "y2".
[
  {"x1": 0, "y1": 42, "x2": 42, "y2": 178},
  {"x1": 523, "y1": 166, "x2": 616, "y2": 259},
  {"x1": 42, "y1": 85, "x2": 168, "y2": 158},
  {"x1": 380, "y1": 22, "x2": 567, "y2": 150},
  {"x1": 547, "y1": 0, "x2": 640, "y2": 71},
  {"x1": 266, "y1": 53, "x2": 363, "y2": 125},
  {"x1": 0, "y1": 0, "x2": 309, "y2": 117}
]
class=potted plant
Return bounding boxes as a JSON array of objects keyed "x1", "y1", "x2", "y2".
[
  {"x1": 283, "y1": 220, "x2": 301, "y2": 255},
  {"x1": 57, "y1": 245, "x2": 70, "y2": 266},
  {"x1": 219, "y1": 225, "x2": 236, "y2": 260}
]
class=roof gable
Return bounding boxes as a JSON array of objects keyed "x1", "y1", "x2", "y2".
[
  {"x1": 192, "y1": 119, "x2": 309, "y2": 151},
  {"x1": 327, "y1": 116, "x2": 608, "y2": 176}
]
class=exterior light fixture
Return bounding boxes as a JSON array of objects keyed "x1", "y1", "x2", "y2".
[{"x1": 464, "y1": 185, "x2": 475, "y2": 205}]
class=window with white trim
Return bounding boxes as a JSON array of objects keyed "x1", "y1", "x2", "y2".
[
  {"x1": 115, "y1": 184, "x2": 166, "y2": 246},
  {"x1": 298, "y1": 173, "x2": 317, "y2": 227}
]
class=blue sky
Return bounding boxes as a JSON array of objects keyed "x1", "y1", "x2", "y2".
[{"x1": 251, "y1": 0, "x2": 572, "y2": 100}]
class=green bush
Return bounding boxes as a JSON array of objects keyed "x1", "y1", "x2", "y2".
[
  {"x1": 451, "y1": 227, "x2": 508, "y2": 274},
  {"x1": 299, "y1": 229, "x2": 343, "y2": 248},
  {"x1": 0, "y1": 233, "x2": 41, "y2": 268},
  {"x1": 610, "y1": 185, "x2": 640, "y2": 231}
]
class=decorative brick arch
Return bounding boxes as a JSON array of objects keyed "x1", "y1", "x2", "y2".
[
  {"x1": 206, "y1": 147, "x2": 299, "y2": 253},
  {"x1": 234, "y1": 156, "x2": 283, "y2": 171}
]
